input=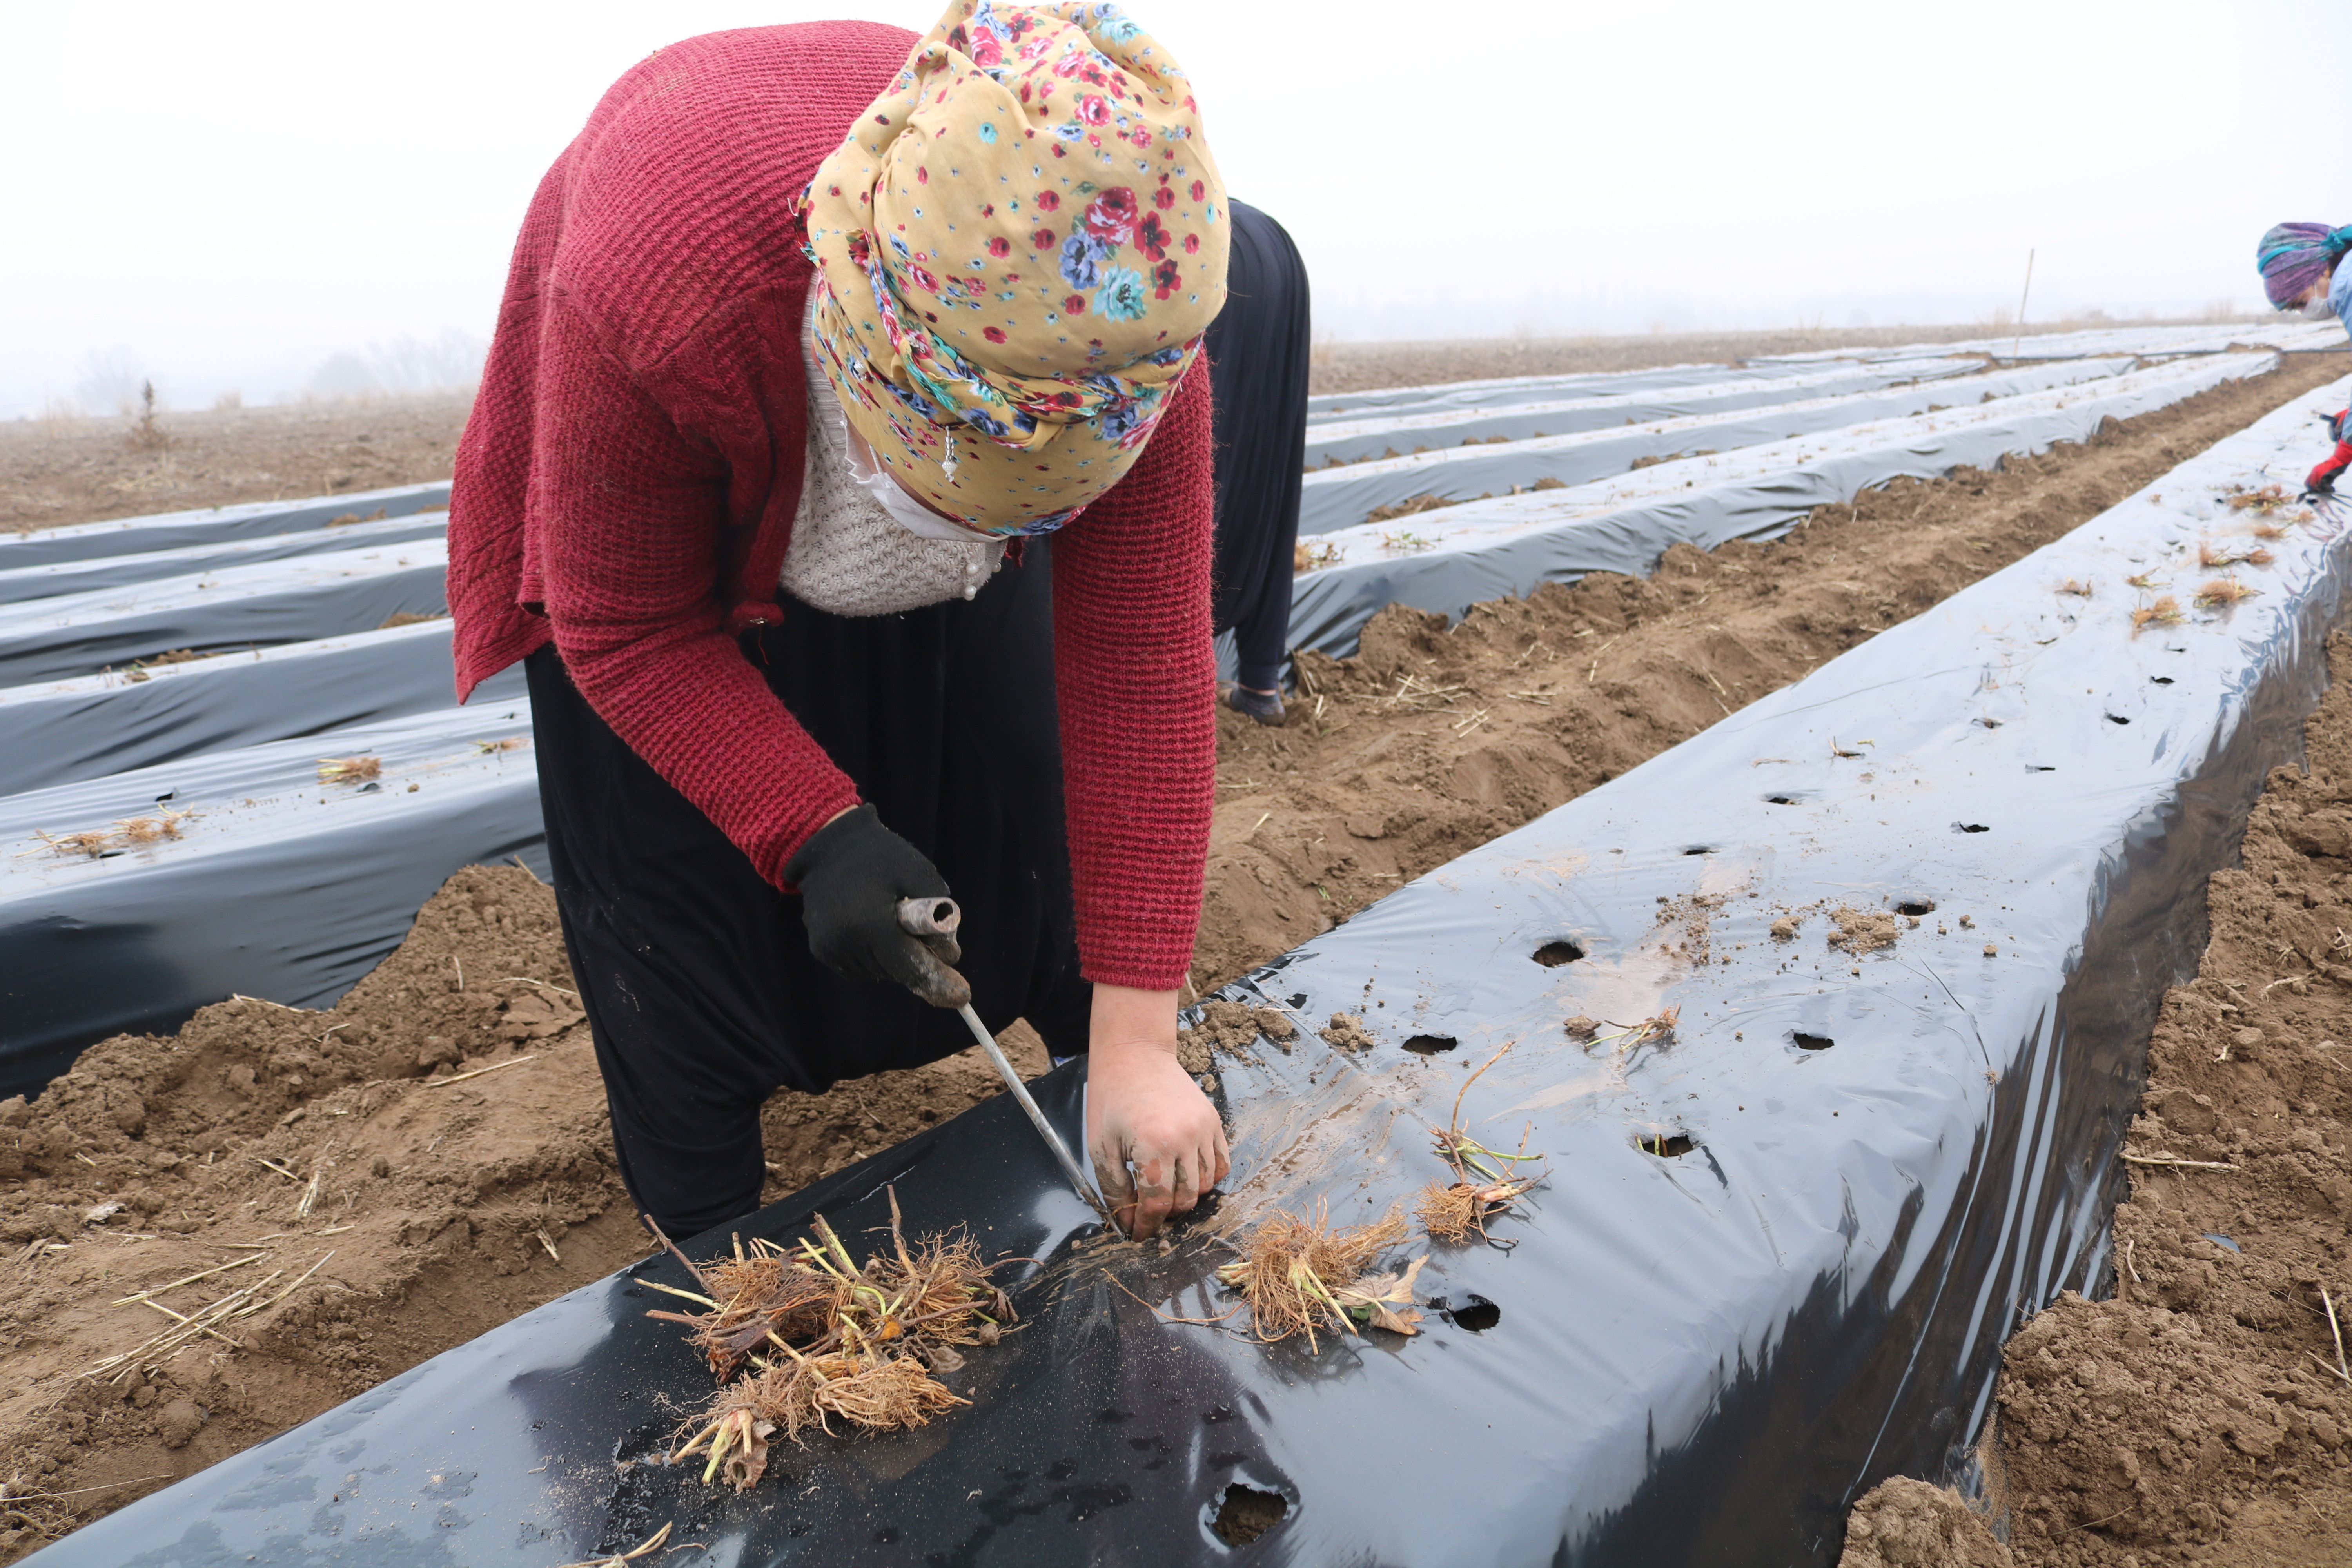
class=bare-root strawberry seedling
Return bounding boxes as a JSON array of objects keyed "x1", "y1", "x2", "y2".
[
  {"x1": 1581, "y1": 1005, "x2": 1680, "y2": 1058},
  {"x1": 1418, "y1": 1041, "x2": 1544, "y2": 1244},
  {"x1": 2198, "y1": 539, "x2": 2274, "y2": 570},
  {"x1": 2131, "y1": 595, "x2": 2185, "y2": 633},
  {"x1": 26, "y1": 807, "x2": 195, "y2": 859},
  {"x1": 2195, "y1": 577, "x2": 2261, "y2": 608},
  {"x1": 647, "y1": 1192, "x2": 1013, "y2": 1492},
  {"x1": 1215, "y1": 1203, "x2": 1425, "y2": 1351},
  {"x1": 2221, "y1": 483, "x2": 2312, "y2": 520}
]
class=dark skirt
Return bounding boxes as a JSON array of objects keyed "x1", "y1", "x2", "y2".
[
  {"x1": 524, "y1": 546, "x2": 1089, "y2": 1235},
  {"x1": 1205, "y1": 199, "x2": 1313, "y2": 693}
]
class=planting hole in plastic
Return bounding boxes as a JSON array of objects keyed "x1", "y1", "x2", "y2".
[
  {"x1": 1531, "y1": 940, "x2": 1585, "y2": 967},
  {"x1": 1638, "y1": 1132, "x2": 1695, "y2": 1158},
  {"x1": 1764, "y1": 794, "x2": 1802, "y2": 806},
  {"x1": 1976, "y1": 717, "x2": 2002, "y2": 729},
  {"x1": 1682, "y1": 845, "x2": 1714, "y2": 856},
  {"x1": 1954, "y1": 822, "x2": 1992, "y2": 834},
  {"x1": 1211, "y1": 1485, "x2": 1290, "y2": 1548},
  {"x1": 1792, "y1": 1031, "x2": 1835, "y2": 1051},
  {"x1": 1402, "y1": 1034, "x2": 1459, "y2": 1056},
  {"x1": 1894, "y1": 897, "x2": 1936, "y2": 916},
  {"x1": 2105, "y1": 713, "x2": 2131, "y2": 725},
  {"x1": 1440, "y1": 1294, "x2": 1502, "y2": 1332},
  {"x1": 2151, "y1": 675, "x2": 2175, "y2": 685}
]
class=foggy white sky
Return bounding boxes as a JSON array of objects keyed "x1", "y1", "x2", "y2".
[{"x1": 3, "y1": 0, "x2": 2342, "y2": 416}]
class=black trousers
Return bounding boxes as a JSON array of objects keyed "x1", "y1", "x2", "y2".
[
  {"x1": 1205, "y1": 199, "x2": 1313, "y2": 693},
  {"x1": 525, "y1": 550, "x2": 1092, "y2": 1238}
]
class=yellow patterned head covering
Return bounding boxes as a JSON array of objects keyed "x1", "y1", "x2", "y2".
[{"x1": 800, "y1": 1, "x2": 1228, "y2": 537}]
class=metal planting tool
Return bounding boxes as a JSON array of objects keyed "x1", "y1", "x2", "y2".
[{"x1": 895, "y1": 896, "x2": 1109, "y2": 1221}]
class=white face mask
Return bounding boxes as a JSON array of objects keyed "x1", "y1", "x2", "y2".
[
  {"x1": 2303, "y1": 292, "x2": 2338, "y2": 320},
  {"x1": 839, "y1": 411, "x2": 994, "y2": 543}
]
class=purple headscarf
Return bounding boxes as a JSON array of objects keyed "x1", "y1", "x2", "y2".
[{"x1": 2258, "y1": 222, "x2": 2352, "y2": 308}]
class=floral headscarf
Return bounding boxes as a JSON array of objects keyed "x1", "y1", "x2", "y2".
[{"x1": 801, "y1": 1, "x2": 1228, "y2": 536}]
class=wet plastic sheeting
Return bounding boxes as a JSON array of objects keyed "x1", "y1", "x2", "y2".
[
  {"x1": 0, "y1": 512, "x2": 448, "y2": 606},
  {"x1": 36, "y1": 383, "x2": 2352, "y2": 1565},
  {"x1": 1290, "y1": 350, "x2": 2274, "y2": 659},
  {"x1": 1299, "y1": 358, "x2": 2132, "y2": 536},
  {"x1": 0, "y1": 480, "x2": 451, "y2": 570},
  {"x1": 0, "y1": 701, "x2": 541, "y2": 1096},
  {"x1": 0, "y1": 538, "x2": 449, "y2": 685},
  {"x1": 1302, "y1": 356, "x2": 1978, "y2": 467},
  {"x1": 0, "y1": 621, "x2": 505, "y2": 797}
]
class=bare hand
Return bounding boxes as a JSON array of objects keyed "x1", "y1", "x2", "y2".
[{"x1": 1084, "y1": 985, "x2": 1229, "y2": 1239}]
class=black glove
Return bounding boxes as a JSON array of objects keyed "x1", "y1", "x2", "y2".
[
  {"x1": 784, "y1": 805, "x2": 970, "y2": 1008},
  {"x1": 2329, "y1": 408, "x2": 2350, "y2": 446}
]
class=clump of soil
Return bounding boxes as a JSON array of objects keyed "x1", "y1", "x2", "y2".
[
  {"x1": 1838, "y1": 1477, "x2": 2011, "y2": 1567},
  {"x1": 1318, "y1": 1013, "x2": 1377, "y2": 1053},
  {"x1": 0, "y1": 866, "x2": 1047, "y2": 1561},
  {"x1": 1652, "y1": 891, "x2": 1726, "y2": 965},
  {"x1": 1830, "y1": 906, "x2": 1902, "y2": 955},
  {"x1": 1175, "y1": 999, "x2": 1295, "y2": 1075},
  {"x1": 1771, "y1": 915, "x2": 1804, "y2": 941},
  {"x1": 1191, "y1": 356, "x2": 2345, "y2": 998}
]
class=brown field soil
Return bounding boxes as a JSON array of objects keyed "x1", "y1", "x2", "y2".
[
  {"x1": 0, "y1": 348, "x2": 2341, "y2": 1557},
  {"x1": 1840, "y1": 631, "x2": 2352, "y2": 1566},
  {"x1": 0, "y1": 396, "x2": 472, "y2": 535}
]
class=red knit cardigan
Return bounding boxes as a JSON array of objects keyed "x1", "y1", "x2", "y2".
[{"x1": 447, "y1": 21, "x2": 1214, "y2": 991}]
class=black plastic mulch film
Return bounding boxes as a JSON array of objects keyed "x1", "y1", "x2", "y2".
[
  {"x1": 34, "y1": 381, "x2": 2352, "y2": 1565},
  {"x1": 0, "y1": 482, "x2": 450, "y2": 571},
  {"x1": 1287, "y1": 352, "x2": 2274, "y2": 663},
  {"x1": 0, "y1": 702, "x2": 540, "y2": 1096}
]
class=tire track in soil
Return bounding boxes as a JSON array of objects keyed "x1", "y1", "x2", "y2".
[{"x1": 0, "y1": 354, "x2": 2335, "y2": 1559}]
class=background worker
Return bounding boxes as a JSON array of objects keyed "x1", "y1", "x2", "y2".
[
  {"x1": 1205, "y1": 201, "x2": 1312, "y2": 726},
  {"x1": 447, "y1": 2, "x2": 1230, "y2": 1242},
  {"x1": 2257, "y1": 221, "x2": 2352, "y2": 492}
]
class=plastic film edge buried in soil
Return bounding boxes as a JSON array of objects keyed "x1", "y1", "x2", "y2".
[
  {"x1": 29, "y1": 383, "x2": 2352, "y2": 1564},
  {"x1": 0, "y1": 479, "x2": 451, "y2": 570},
  {"x1": 0, "y1": 700, "x2": 542, "y2": 1096},
  {"x1": 1296, "y1": 356, "x2": 2134, "y2": 537}
]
